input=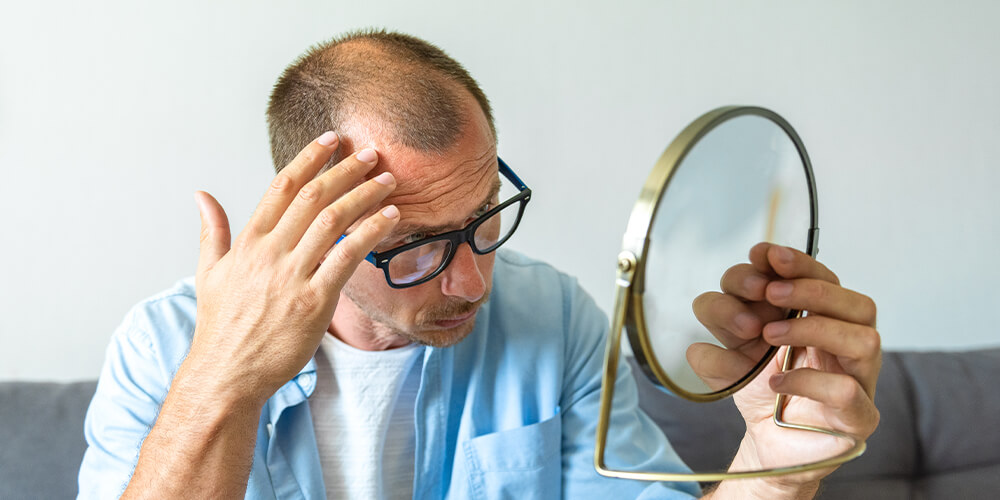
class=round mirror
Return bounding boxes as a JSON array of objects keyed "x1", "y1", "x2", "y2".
[
  {"x1": 626, "y1": 106, "x2": 817, "y2": 400},
  {"x1": 595, "y1": 106, "x2": 866, "y2": 482}
]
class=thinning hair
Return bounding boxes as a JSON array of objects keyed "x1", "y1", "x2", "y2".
[{"x1": 266, "y1": 29, "x2": 495, "y2": 172}]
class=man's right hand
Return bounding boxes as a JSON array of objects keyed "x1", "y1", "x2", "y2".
[
  {"x1": 184, "y1": 131, "x2": 398, "y2": 406},
  {"x1": 122, "y1": 132, "x2": 399, "y2": 499}
]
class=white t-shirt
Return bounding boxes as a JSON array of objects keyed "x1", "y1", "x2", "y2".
[{"x1": 308, "y1": 333, "x2": 424, "y2": 499}]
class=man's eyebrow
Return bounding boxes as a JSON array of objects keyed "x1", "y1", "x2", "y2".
[{"x1": 390, "y1": 178, "x2": 503, "y2": 237}]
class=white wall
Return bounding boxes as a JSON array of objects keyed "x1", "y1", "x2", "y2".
[{"x1": 2, "y1": 0, "x2": 997, "y2": 381}]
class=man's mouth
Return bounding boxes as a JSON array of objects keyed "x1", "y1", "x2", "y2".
[{"x1": 432, "y1": 309, "x2": 478, "y2": 329}]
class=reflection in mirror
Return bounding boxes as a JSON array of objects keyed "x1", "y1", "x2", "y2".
[{"x1": 641, "y1": 115, "x2": 812, "y2": 396}]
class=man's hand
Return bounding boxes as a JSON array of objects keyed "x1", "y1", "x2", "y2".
[
  {"x1": 696, "y1": 242, "x2": 881, "y2": 499},
  {"x1": 123, "y1": 132, "x2": 400, "y2": 499},
  {"x1": 185, "y1": 133, "x2": 399, "y2": 404}
]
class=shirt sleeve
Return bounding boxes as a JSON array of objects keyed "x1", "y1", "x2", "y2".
[
  {"x1": 77, "y1": 304, "x2": 182, "y2": 499},
  {"x1": 558, "y1": 277, "x2": 702, "y2": 499}
]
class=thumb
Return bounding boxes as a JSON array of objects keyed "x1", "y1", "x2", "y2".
[{"x1": 195, "y1": 191, "x2": 231, "y2": 276}]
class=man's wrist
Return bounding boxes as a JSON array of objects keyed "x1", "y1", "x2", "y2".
[
  {"x1": 705, "y1": 434, "x2": 821, "y2": 500},
  {"x1": 705, "y1": 477, "x2": 820, "y2": 500},
  {"x1": 169, "y1": 351, "x2": 271, "y2": 418}
]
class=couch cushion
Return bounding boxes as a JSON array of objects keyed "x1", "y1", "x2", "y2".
[{"x1": 0, "y1": 381, "x2": 97, "y2": 499}]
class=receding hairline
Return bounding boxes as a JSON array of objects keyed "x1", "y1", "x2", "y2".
[{"x1": 266, "y1": 29, "x2": 497, "y2": 172}]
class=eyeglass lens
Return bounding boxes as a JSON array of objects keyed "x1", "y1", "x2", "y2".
[{"x1": 387, "y1": 202, "x2": 521, "y2": 285}]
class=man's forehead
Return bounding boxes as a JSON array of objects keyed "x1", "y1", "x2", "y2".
[
  {"x1": 381, "y1": 150, "x2": 499, "y2": 232},
  {"x1": 387, "y1": 148, "x2": 495, "y2": 195}
]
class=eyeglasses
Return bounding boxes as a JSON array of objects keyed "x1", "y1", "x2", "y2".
[{"x1": 354, "y1": 157, "x2": 531, "y2": 289}]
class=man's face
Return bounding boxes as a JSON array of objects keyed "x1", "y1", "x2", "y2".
[{"x1": 334, "y1": 99, "x2": 499, "y2": 348}]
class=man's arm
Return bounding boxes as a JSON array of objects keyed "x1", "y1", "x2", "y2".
[
  {"x1": 696, "y1": 243, "x2": 881, "y2": 499},
  {"x1": 117, "y1": 133, "x2": 399, "y2": 498}
]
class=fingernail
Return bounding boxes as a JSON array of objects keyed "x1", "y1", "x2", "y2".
[
  {"x1": 769, "y1": 281, "x2": 793, "y2": 298},
  {"x1": 373, "y1": 172, "x2": 394, "y2": 185},
  {"x1": 745, "y1": 274, "x2": 767, "y2": 292},
  {"x1": 357, "y1": 148, "x2": 378, "y2": 163},
  {"x1": 381, "y1": 205, "x2": 399, "y2": 219},
  {"x1": 317, "y1": 131, "x2": 338, "y2": 146},
  {"x1": 770, "y1": 373, "x2": 785, "y2": 387},
  {"x1": 774, "y1": 246, "x2": 794, "y2": 264},
  {"x1": 766, "y1": 321, "x2": 790, "y2": 339},
  {"x1": 734, "y1": 312, "x2": 758, "y2": 333}
]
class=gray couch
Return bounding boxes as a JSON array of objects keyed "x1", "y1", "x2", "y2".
[{"x1": 2, "y1": 349, "x2": 998, "y2": 499}]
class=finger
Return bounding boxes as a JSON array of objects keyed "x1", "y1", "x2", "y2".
[
  {"x1": 720, "y1": 263, "x2": 770, "y2": 301},
  {"x1": 693, "y1": 292, "x2": 760, "y2": 348},
  {"x1": 246, "y1": 131, "x2": 340, "y2": 235},
  {"x1": 751, "y1": 242, "x2": 839, "y2": 284},
  {"x1": 749, "y1": 242, "x2": 776, "y2": 275},
  {"x1": 293, "y1": 172, "x2": 396, "y2": 272},
  {"x1": 693, "y1": 291, "x2": 789, "y2": 346},
  {"x1": 765, "y1": 278, "x2": 877, "y2": 326},
  {"x1": 312, "y1": 205, "x2": 400, "y2": 291},
  {"x1": 194, "y1": 191, "x2": 231, "y2": 276},
  {"x1": 763, "y1": 316, "x2": 881, "y2": 397},
  {"x1": 686, "y1": 342, "x2": 759, "y2": 391},
  {"x1": 692, "y1": 291, "x2": 778, "y2": 353},
  {"x1": 270, "y1": 148, "x2": 380, "y2": 247},
  {"x1": 769, "y1": 368, "x2": 880, "y2": 437}
]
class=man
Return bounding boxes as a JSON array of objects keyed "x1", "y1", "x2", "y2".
[{"x1": 78, "y1": 30, "x2": 880, "y2": 499}]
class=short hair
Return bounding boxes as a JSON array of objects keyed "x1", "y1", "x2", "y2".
[{"x1": 266, "y1": 29, "x2": 495, "y2": 172}]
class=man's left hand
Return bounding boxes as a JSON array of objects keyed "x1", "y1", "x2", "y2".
[{"x1": 695, "y1": 242, "x2": 881, "y2": 498}]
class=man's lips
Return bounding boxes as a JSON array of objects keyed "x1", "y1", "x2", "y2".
[{"x1": 433, "y1": 309, "x2": 478, "y2": 329}]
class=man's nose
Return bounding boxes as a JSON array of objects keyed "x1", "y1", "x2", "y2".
[{"x1": 440, "y1": 243, "x2": 486, "y2": 302}]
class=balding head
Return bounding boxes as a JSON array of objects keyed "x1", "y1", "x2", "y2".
[{"x1": 266, "y1": 29, "x2": 495, "y2": 172}]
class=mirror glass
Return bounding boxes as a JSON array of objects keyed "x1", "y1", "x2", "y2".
[{"x1": 639, "y1": 114, "x2": 813, "y2": 396}]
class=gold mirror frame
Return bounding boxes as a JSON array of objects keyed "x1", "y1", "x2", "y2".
[{"x1": 594, "y1": 106, "x2": 867, "y2": 482}]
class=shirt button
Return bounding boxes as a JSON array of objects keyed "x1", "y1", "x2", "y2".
[
  {"x1": 298, "y1": 372, "x2": 315, "y2": 388},
  {"x1": 266, "y1": 422, "x2": 273, "y2": 437}
]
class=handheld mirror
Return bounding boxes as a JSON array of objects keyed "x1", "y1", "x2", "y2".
[{"x1": 594, "y1": 106, "x2": 866, "y2": 481}]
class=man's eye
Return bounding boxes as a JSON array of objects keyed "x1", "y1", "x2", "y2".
[
  {"x1": 473, "y1": 203, "x2": 493, "y2": 218},
  {"x1": 403, "y1": 232, "x2": 427, "y2": 244}
]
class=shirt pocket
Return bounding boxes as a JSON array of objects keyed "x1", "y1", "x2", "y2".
[{"x1": 461, "y1": 412, "x2": 562, "y2": 500}]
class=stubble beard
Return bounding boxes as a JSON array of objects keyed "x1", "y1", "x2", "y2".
[{"x1": 341, "y1": 280, "x2": 491, "y2": 348}]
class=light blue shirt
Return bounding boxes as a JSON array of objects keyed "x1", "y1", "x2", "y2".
[{"x1": 78, "y1": 250, "x2": 700, "y2": 499}]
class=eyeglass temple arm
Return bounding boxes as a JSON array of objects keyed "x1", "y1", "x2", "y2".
[{"x1": 498, "y1": 157, "x2": 528, "y2": 191}]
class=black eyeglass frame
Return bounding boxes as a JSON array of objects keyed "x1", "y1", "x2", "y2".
[{"x1": 360, "y1": 157, "x2": 531, "y2": 289}]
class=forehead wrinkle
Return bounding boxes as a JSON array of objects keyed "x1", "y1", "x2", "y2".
[
  {"x1": 385, "y1": 161, "x2": 499, "y2": 239},
  {"x1": 390, "y1": 177, "x2": 501, "y2": 236}
]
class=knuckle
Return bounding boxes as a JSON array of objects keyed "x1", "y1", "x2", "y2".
[
  {"x1": 810, "y1": 280, "x2": 831, "y2": 303},
  {"x1": 232, "y1": 234, "x2": 253, "y2": 252},
  {"x1": 297, "y1": 182, "x2": 323, "y2": 204},
  {"x1": 363, "y1": 211, "x2": 389, "y2": 232},
  {"x1": 862, "y1": 295, "x2": 878, "y2": 325},
  {"x1": 800, "y1": 316, "x2": 821, "y2": 337},
  {"x1": 328, "y1": 245, "x2": 355, "y2": 269},
  {"x1": 270, "y1": 173, "x2": 295, "y2": 195},
  {"x1": 297, "y1": 148, "x2": 320, "y2": 166},
  {"x1": 317, "y1": 206, "x2": 341, "y2": 230},
  {"x1": 860, "y1": 326, "x2": 881, "y2": 355},
  {"x1": 828, "y1": 268, "x2": 842, "y2": 286},
  {"x1": 832, "y1": 380, "x2": 862, "y2": 408},
  {"x1": 292, "y1": 290, "x2": 320, "y2": 312}
]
